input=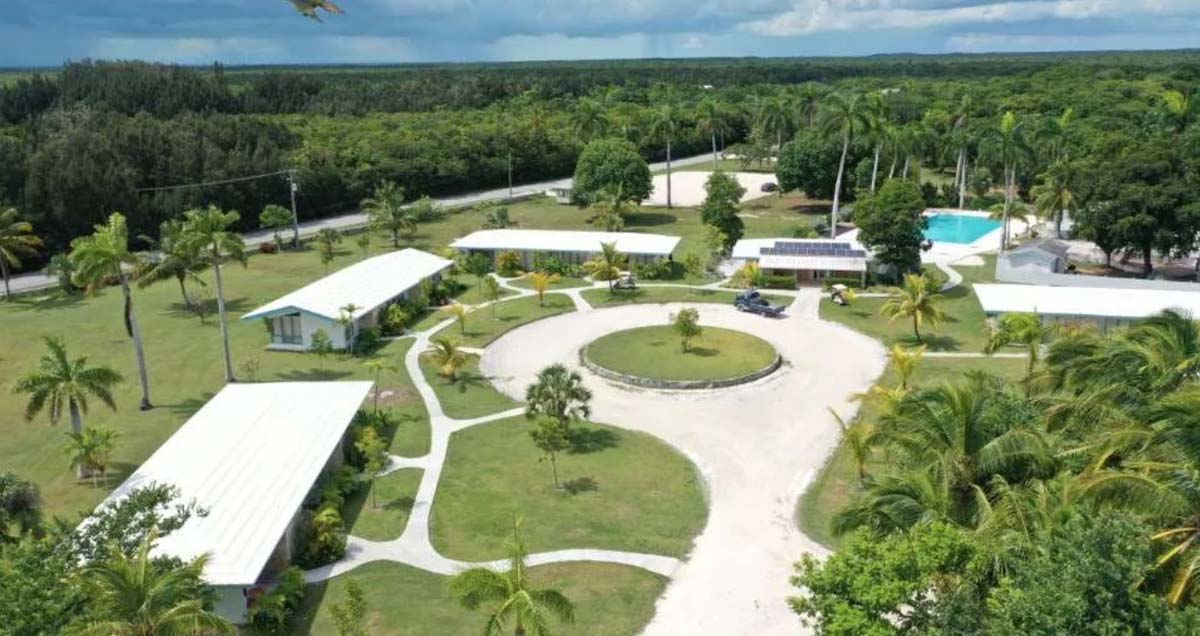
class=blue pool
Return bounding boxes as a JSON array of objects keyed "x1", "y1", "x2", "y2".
[{"x1": 924, "y1": 213, "x2": 1002, "y2": 245}]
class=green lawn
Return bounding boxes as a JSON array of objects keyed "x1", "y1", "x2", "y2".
[
  {"x1": 581, "y1": 286, "x2": 787, "y2": 308},
  {"x1": 343, "y1": 469, "x2": 422, "y2": 541},
  {"x1": 585, "y1": 325, "x2": 777, "y2": 381},
  {"x1": 818, "y1": 257, "x2": 996, "y2": 353},
  {"x1": 295, "y1": 561, "x2": 666, "y2": 636},
  {"x1": 506, "y1": 275, "x2": 594, "y2": 290},
  {"x1": 451, "y1": 274, "x2": 519, "y2": 305},
  {"x1": 797, "y1": 355, "x2": 1029, "y2": 548},
  {"x1": 418, "y1": 353, "x2": 520, "y2": 419},
  {"x1": 430, "y1": 417, "x2": 706, "y2": 560},
  {"x1": 432, "y1": 293, "x2": 576, "y2": 348}
]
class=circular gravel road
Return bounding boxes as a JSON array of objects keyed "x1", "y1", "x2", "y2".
[{"x1": 481, "y1": 303, "x2": 885, "y2": 636}]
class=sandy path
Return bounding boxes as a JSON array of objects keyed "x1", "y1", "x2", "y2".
[
  {"x1": 481, "y1": 303, "x2": 885, "y2": 635},
  {"x1": 646, "y1": 171, "x2": 776, "y2": 207}
]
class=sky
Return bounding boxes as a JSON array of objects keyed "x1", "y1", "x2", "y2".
[{"x1": 1, "y1": 1, "x2": 1198, "y2": 67}]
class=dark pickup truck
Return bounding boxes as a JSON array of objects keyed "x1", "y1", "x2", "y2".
[{"x1": 733, "y1": 289, "x2": 785, "y2": 317}]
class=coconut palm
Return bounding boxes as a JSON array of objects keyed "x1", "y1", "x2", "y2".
[
  {"x1": 753, "y1": 94, "x2": 792, "y2": 153},
  {"x1": 830, "y1": 408, "x2": 876, "y2": 484},
  {"x1": 63, "y1": 427, "x2": 118, "y2": 487},
  {"x1": 442, "y1": 302, "x2": 470, "y2": 335},
  {"x1": 483, "y1": 276, "x2": 503, "y2": 317},
  {"x1": 581, "y1": 242, "x2": 626, "y2": 292},
  {"x1": 317, "y1": 227, "x2": 343, "y2": 271},
  {"x1": 0, "y1": 207, "x2": 42, "y2": 300},
  {"x1": 70, "y1": 213, "x2": 152, "y2": 410},
  {"x1": 14, "y1": 337, "x2": 122, "y2": 476},
  {"x1": 75, "y1": 532, "x2": 234, "y2": 636},
  {"x1": 818, "y1": 92, "x2": 867, "y2": 238},
  {"x1": 449, "y1": 516, "x2": 575, "y2": 636},
  {"x1": 570, "y1": 98, "x2": 609, "y2": 141},
  {"x1": 694, "y1": 97, "x2": 730, "y2": 170},
  {"x1": 137, "y1": 219, "x2": 206, "y2": 311},
  {"x1": 525, "y1": 364, "x2": 591, "y2": 428},
  {"x1": 1037, "y1": 107, "x2": 1075, "y2": 165},
  {"x1": 179, "y1": 206, "x2": 246, "y2": 383},
  {"x1": 862, "y1": 93, "x2": 892, "y2": 192},
  {"x1": 649, "y1": 98, "x2": 684, "y2": 209},
  {"x1": 879, "y1": 274, "x2": 946, "y2": 344},
  {"x1": 1031, "y1": 162, "x2": 1078, "y2": 238},
  {"x1": 889, "y1": 344, "x2": 925, "y2": 391},
  {"x1": 526, "y1": 271, "x2": 558, "y2": 307},
  {"x1": 833, "y1": 469, "x2": 952, "y2": 536},
  {"x1": 362, "y1": 181, "x2": 412, "y2": 247},
  {"x1": 427, "y1": 336, "x2": 466, "y2": 381},
  {"x1": 795, "y1": 83, "x2": 822, "y2": 129},
  {"x1": 980, "y1": 111, "x2": 1033, "y2": 250},
  {"x1": 985, "y1": 312, "x2": 1051, "y2": 396}
]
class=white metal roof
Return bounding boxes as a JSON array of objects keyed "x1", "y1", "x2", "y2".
[
  {"x1": 759, "y1": 254, "x2": 867, "y2": 272},
  {"x1": 243, "y1": 248, "x2": 452, "y2": 322},
  {"x1": 450, "y1": 229, "x2": 680, "y2": 256},
  {"x1": 95, "y1": 382, "x2": 372, "y2": 586},
  {"x1": 975, "y1": 283, "x2": 1200, "y2": 320}
]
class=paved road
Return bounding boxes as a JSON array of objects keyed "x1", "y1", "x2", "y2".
[{"x1": 7, "y1": 152, "x2": 717, "y2": 296}]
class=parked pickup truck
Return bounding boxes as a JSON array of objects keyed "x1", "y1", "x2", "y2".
[{"x1": 733, "y1": 289, "x2": 785, "y2": 317}]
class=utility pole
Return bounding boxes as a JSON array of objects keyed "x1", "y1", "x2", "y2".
[
  {"x1": 287, "y1": 169, "x2": 300, "y2": 248},
  {"x1": 507, "y1": 151, "x2": 514, "y2": 201}
]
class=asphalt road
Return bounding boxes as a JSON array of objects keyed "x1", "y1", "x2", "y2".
[{"x1": 7, "y1": 152, "x2": 718, "y2": 295}]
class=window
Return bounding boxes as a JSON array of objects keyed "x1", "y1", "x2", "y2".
[{"x1": 273, "y1": 314, "x2": 302, "y2": 345}]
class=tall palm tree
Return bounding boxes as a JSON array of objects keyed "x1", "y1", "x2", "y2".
[
  {"x1": 14, "y1": 337, "x2": 122, "y2": 476},
  {"x1": 1037, "y1": 107, "x2": 1075, "y2": 165},
  {"x1": 525, "y1": 364, "x2": 592, "y2": 428},
  {"x1": 863, "y1": 93, "x2": 891, "y2": 192},
  {"x1": 179, "y1": 206, "x2": 246, "y2": 383},
  {"x1": 694, "y1": 97, "x2": 730, "y2": 170},
  {"x1": 361, "y1": 181, "x2": 412, "y2": 248},
  {"x1": 818, "y1": 92, "x2": 867, "y2": 238},
  {"x1": 985, "y1": 312, "x2": 1051, "y2": 396},
  {"x1": 795, "y1": 83, "x2": 822, "y2": 129},
  {"x1": 1031, "y1": 162, "x2": 1078, "y2": 238},
  {"x1": 581, "y1": 241, "x2": 626, "y2": 292},
  {"x1": 63, "y1": 427, "x2": 118, "y2": 487},
  {"x1": 980, "y1": 111, "x2": 1032, "y2": 250},
  {"x1": 427, "y1": 336, "x2": 466, "y2": 381},
  {"x1": 879, "y1": 274, "x2": 946, "y2": 344},
  {"x1": 450, "y1": 517, "x2": 575, "y2": 636},
  {"x1": 570, "y1": 98, "x2": 609, "y2": 142},
  {"x1": 649, "y1": 98, "x2": 684, "y2": 209},
  {"x1": 75, "y1": 532, "x2": 234, "y2": 636},
  {"x1": 0, "y1": 207, "x2": 42, "y2": 300},
  {"x1": 753, "y1": 94, "x2": 792, "y2": 154},
  {"x1": 70, "y1": 213, "x2": 153, "y2": 410},
  {"x1": 137, "y1": 219, "x2": 206, "y2": 310},
  {"x1": 949, "y1": 95, "x2": 973, "y2": 207}
]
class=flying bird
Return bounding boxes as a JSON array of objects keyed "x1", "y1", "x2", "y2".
[{"x1": 288, "y1": 0, "x2": 345, "y2": 22}]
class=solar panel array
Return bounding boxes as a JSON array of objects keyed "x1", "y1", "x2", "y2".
[{"x1": 760, "y1": 241, "x2": 867, "y2": 259}]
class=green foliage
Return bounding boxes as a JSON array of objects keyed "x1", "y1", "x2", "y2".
[
  {"x1": 572, "y1": 137, "x2": 652, "y2": 205},
  {"x1": 0, "y1": 472, "x2": 40, "y2": 542},
  {"x1": 248, "y1": 567, "x2": 307, "y2": 636},
  {"x1": 777, "y1": 130, "x2": 855, "y2": 199},
  {"x1": 259, "y1": 204, "x2": 294, "y2": 251},
  {"x1": 699, "y1": 171, "x2": 745, "y2": 249},
  {"x1": 853, "y1": 179, "x2": 927, "y2": 277},
  {"x1": 529, "y1": 418, "x2": 571, "y2": 489},
  {"x1": 671, "y1": 307, "x2": 702, "y2": 352},
  {"x1": 329, "y1": 580, "x2": 368, "y2": 636},
  {"x1": 310, "y1": 329, "x2": 335, "y2": 366},
  {"x1": 495, "y1": 250, "x2": 522, "y2": 277}
]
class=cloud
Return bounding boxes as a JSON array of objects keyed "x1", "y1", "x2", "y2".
[{"x1": 91, "y1": 37, "x2": 285, "y2": 64}]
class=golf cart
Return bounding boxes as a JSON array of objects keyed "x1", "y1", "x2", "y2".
[
  {"x1": 734, "y1": 288, "x2": 785, "y2": 317},
  {"x1": 613, "y1": 271, "x2": 638, "y2": 291},
  {"x1": 830, "y1": 284, "x2": 851, "y2": 306}
]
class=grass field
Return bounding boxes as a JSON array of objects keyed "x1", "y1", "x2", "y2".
[
  {"x1": 585, "y1": 325, "x2": 777, "y2": 381},
  {"x1": 418, "y1": 353, "x2": 520, "y2": 419},
  {"x1": 344, "y1": 468, "x2": 422, "y2": 542},
  {"x1": 432, "y1": 293, "x2": 576, "y2": 348},
  {"x1": 430, "y1": 417, "x2": 706, "y2": 561},
  {"x1": 796, "y1": 355, "x2": 1029, "y2": 548},
  {"x1": 581, "y1": 286, "x2": 786, "y2": 308},
  {"x1": 506, "y1": 275, "x2": 594, "y2": 290},
  {"x1": 296, "y1": 561, "x2": 666, "y2": 636}
]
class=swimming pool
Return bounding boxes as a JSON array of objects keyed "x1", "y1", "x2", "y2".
[{"x1": 924, "y1": 213, "x2": 1002, "y2": 245}]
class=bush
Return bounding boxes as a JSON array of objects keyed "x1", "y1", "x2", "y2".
[
  {"x1": 496, "y1": 250, "x2": 523, "y2": 277},
  {"x1": 792, "y1": 225, "x2": 819, "y2": 239},
  {"x1": 761, "y1": 274, "x2": 796, "y2": 290},
  {"x1": 248, "y1": 567, "x2": 306, "y2": 636},
  {"x1": 295, "y1": 506, "x2": 347, "y2": 568},
  {"x1": 822, "y1": 276, "x2": 865, "y2": 290},
  {"x1": 352, "y1": 327, "x2": 382, "y2": 356},
  {"x1": 258, "y1": 241, "x2": 278, "y2": 254},
  {"x1": 633, "y1": 259, "x2": 684, "y2": 281},
  {"x1": 532, "y1": 253, "x2": 572, "y2": 276}
]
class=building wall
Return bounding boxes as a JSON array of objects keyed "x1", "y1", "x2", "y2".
[
  {"x1": 462, "y1": 248, "x2": 664, "y2": 270},
  {"x1": 214, "y1": 585, "x2": 251, "y2": 624},
  {"x1": 769, "y1": 268, "x2": 864, "y2": 287},
  {"x1": 985, "y1": 310, "x2": 1134, "y2": 333}
]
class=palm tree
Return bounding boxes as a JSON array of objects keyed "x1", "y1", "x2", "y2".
[
  {"x1": 588, "y1": 184, "x2": 632, "y2": 232},
  {"x1": 14, "y1": 337, "x2": 122, "y2": 476},
  {"x1": 649, "y1": 98, "x2": 684, "y2": 209},
  {"x1": 179, "y1": 206, "x2": 246, "y2": 383},
  {"x1": 525, "y1": 364, "x2": 592, "y2": 428},
  {"x1": 526, "y1": 272, "x2": 558, "y2": 307},
  {"x1": 1162, "y1": 89, "x2": 1195, "y2": 133},
  {"x1": 317, "y1": 227, "x2": 343, "y2": 271},
  {"x1": 980, "y1": 111, "x2": 1032, "y2": 250},
  {"x1": 63, "y1": 427, "x2": 118, "y2": 487},
  {"x1": 75, "y1": 532, "x2": 234, "y2": 636},
  {"x1": 137, "y1": 219, "x2": 206, "y2": 310},
  {"x1": 570, "y1": 98, "x2": 609, "y2": 141},
  {"x1": 862, "y1": 93, "x2": 891, "y2": 192},
  {"x1": 879, "y1": 274, "x2": 946, "y2": 344},
  {"x1": 581, "y1": 242, "x2": 626, "y2": 292},
  {"x1": 362, "y1": 181, "x2": 413, "y2": 247},
  {"x1": 70, "y1": 213, "x2": 152, "y2": 410},
  {"x1": 888, "y1": 344, "x2": 925, "y2": 391},
  {"x1": 833, "y1": 469, "x2": 952, "y2": 536},
  {"x1": 818, "y1": 93, "x2": 867, "y2": 238},
  {"x1": 0, "y1": 207, "x2": 42, "y2": 300},
  {"x1": 361, "y1": 358, "x2": 398, "y2": 413},
  {"x1": 1037, "y1": 107, "x2": 1075, "y2": 165},
  {"x1": 795, "y1": 83, "x2": 822, "y2": 129},
  {"x1": 949, "y1": 95, "x2": 973, "y2": 207},
  {"x1": 694, "y1": 97, "x2": 730, "y2": 170},
  {"x1": 1031, "y1": 162, "x2": 1078, "y2": 238},
  {"x1": 753, "y1": 94, "x2": 792, "y2": 154},
  {"x1": 830, "y1": 408, "x2": 876, "y2": 484},
  {"x1": 427, "y1": 336, "x2": 466, "y2": 381},
  {"x1": 443, "y1": 302, "x2": 470, "y2": 336},
  {"x1": 450, "y1": 516, "x2": 575, "y2": 636},
  {"x1": 985, "y1": 312, "x2": 1051, "y2": 396}
]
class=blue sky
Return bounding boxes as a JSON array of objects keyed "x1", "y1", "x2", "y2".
[{"x1": 2, "y1": 1, "x2": 1198, "y2": 67}]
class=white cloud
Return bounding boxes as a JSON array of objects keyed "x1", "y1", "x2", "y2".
[
  {"x1": 91, "y1": 37, "x2": 284, "y2": 63},
  {"x1": 947, "y1": 29, "x2": 1200, "y2": 52}
]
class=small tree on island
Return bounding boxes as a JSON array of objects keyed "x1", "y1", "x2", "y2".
[
  {"x1": 463, "y1": 253, "x2": 492, "y2": 288},
  {"x1": 427, "y1": 336, "x2": 467, "y2": 381},
  {"x1": 496, "y1": 250, "x2": 523, "y2": 277},
  {"x1": 525, "y1": 364, "x2": 592, "y2": 489},
  {"x1": 683, "y1": 252, "x2": 705, "y2": 293},
  {"x1": 529, "y1": 418, "x2": 571, "y2": 490},
  {"x1": 63, "y1": 427, "x2": 119, "y2": 487},
  {"x1": 671, "y1": 308, "x2": 702, "y2": 353},
  {"x1": 442, "y1": 302, "x2": 470, "y2": 336},
  {"x1": 330, "y1": 581, "x2": 368, "y2": 636}
]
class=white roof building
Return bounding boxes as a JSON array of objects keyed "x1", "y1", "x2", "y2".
[
  {"x1": 97, "y1": 382, "x2": 372, "y2": 586},
  {"x1": 243, "y1": 248, "x2": 453, "y2": 323},
  {"x1": 975, "y1": 283, "x2": 1200, "y2": 326},
  {"x1": 732, "y1": 238, "x2": 871, "y2": 273},
  {"x1": 451, "y1": 229, "x2": 680, "y2": 258}
]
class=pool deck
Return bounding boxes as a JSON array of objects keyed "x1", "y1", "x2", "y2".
[{"x1": 841, "y1": 208, "x2": 1029, "y2": 265}]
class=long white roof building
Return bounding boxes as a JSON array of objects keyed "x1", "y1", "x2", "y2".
[
  {"x1": 975, "y1": 283, "x2": 1200, "y2": 321},
  {"x1": 95, "y1": 382, "x2": 372, "y2": 587},
  {"x1": 731, "y1": 238, "x2": 871, "y2": 272},
  {"x1": 451, "y1": 229, "x2": 680, "y2": 257},
  {"x1": 243, "y1": 248, "x2": 452, "y2": 322}
]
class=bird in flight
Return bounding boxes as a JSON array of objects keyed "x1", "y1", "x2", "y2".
[{"x1": 288, "y1": 0, "x2": 345, "y2": 21}]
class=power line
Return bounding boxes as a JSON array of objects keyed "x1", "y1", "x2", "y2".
[{"x1": 134, "y1": 169, "x2": 295, "y2": 194}]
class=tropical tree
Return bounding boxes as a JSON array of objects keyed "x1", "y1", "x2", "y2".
[
  {"x1": 526, "y1": 271, "x2": 558, "y2": 307},
  {"x1": 830, "y1": 408, "x2": 877, "y2": 484},
  {"x1": 754, "y1": 94, "x2": 792, "y2": 153},
  {"x1": 14, "y1": 337, "x2": 123, "y2": 454},
  {"x1": 889, "y1": 344, "x2": 925, "y2": 391},
  {"x1": 179, "y1": 206, "x2": 246, "y2": 383},
  {"x1": 570, "y1": 98, "x2": 609, "y2": 141},
  {"x1": 362, "y1": 358, "x2": 397, "y2": 413},
  {"x1": 682, "y1": 252, "x2": 705, "y2": 293},
  {"x1": 354, "y1": 232, "x2": 371, "y2": 260},
  {"x1": 588, "y1": 183, "x2": 631, "y2": 232},
  {"x1": 862, "y1": 93, "x2": 892, "y2": 192},
  {"x1": 0, "y1": 472, "x2": 41, "y2": 542},
  {"x1": 317, "y1": 227, "x2": 342, "y2": 271},
  {"x1": 449, "y1": 517, "x2": 575, "y2": 636},
  {"x1": 443, "y1": 302, "x2": 470, "y2": 336},
  {"x1": 525, "y1": 364, "x2": 592, "y2": 428},
  {"x1": 427, "y1": 336, "x2": 466, "y2": 381},
  {"x1": 46, "y1": 253, "x2": 78, "y2": 294},
  {"x1": 529, "y1": 418, "x2": 571, "y2": 489},
  {"x1": 950, "y1": 95, "x2": 973, "y2": 207},
  {"x1": 361, "y1": 180, "x2": 412, "y2": 247},
  {"x1": 63, "y1": 427, "x2": 119, "y2": 487},
  {"x1": 330, "y1": 580, "x2": 368, "y2": 636},
  {"x1": 69, "y1": 213, "x2": 152, "y2": 410},
  {"x1": 136, "y1": 219, "x2": 205, "y2": 311},
  {"x1": 483, "y1": 275, "x2": 503, "y2": 317},
  {"x1": 1031, "y1": 162, "x2": 1078, "y2": 238},
  {"x1": 671, "y1": 307, "x2": 702, "y2": 353},
  {"x1": 0, "y1": 207, "x2": 42, "y2": 300},
  {"x1": 980, "y1": 111, "x2": 1032, "y2": 250},
  {"x1": 985, "y1": 312, "x2": 1051, "y2": 395},
  {"x1": 1161, "y1": 89, "x2": 1195, "y2": 133},
  {"x1": 879, "y1": 273, "x2": 946, "y2": 344},
  {"x1": 464, "y1": 253, "x2": 492, "y2": 287},
  {"x1": 311, "y1": 329, "x2": 334, "y2": 370},
  {"x1": 581, "y1": 242, "x2": 625, "y2": 292},
  {"x1": 699, "y1": 171, "x2": 746, "y2": 250},
  {"x1": 355, "y1": 426, "x2": 389, "y2": 508},
  {"x1": 1037, "y1": 107, "x2": 1075, "y2": 165},
  {"x1": 794, "y1": 83, "x2": 822, "y2": 129},
  {"x1": 483, "y1": 207, "x2": 517, "y2": 230},
  {"x1": 74, "y1": 532, "x2": 234, "y2": 636},
  {"x1": 694, "y1": 96, "x2": 730, "y2": 170},
  {"x1": 259, "y1": 204, "x2": 294, "y2": 252},
  {"x1": 649, "y1": 98, "x2": 684, "y2": 209},
  {"x1": 818, "y1": 93, "x2": 867, "y2": 237}
]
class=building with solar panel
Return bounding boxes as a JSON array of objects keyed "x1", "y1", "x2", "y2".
[{"x1": 731, "y1": 238, "x2": 871, "y2": 287}]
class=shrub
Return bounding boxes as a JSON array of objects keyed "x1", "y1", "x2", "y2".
[
  {"x1": 532, "y1": 253, "x2": 571, "y2": 276},
  {"x1": 496, "y1": 250, "x2": 523, "y2": 277},
  {"x1": 382, "y1": 304, "x2": 410, "y2": 335},
  {"x1": 792, "y1": 225, "x2": 819, "y2": 239},
  {"x1": 295, "y1": 505, "x2": 347, "y2": 568},
  {"x1": 248, "y1": 567, "x2": 306, "y2": 636},
  {"x1": 761, "y1": 274, "x2": 796, "y2": 290},
  {"x1": 258, "y1": 241, "x2": 278, "y2": 254},
  {"x1": 352, "y1": 327, "x2": 382, "y2": 357},
  {"x1": 633, "y1": 259, "x2": 684, "y2": 280}
]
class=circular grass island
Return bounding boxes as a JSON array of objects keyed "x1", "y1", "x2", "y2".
[{"x1": 582, "y1": 325, "x2": 781, "y2": 389}]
